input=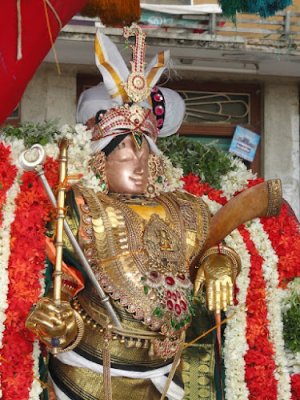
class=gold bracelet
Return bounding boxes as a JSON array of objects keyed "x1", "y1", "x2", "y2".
[
  {"x1": 50, "y1": 310, "x2": 85, "y2": 355},
  {"x1": 266, "y1": 179, "x2": 282, "y2": 217},
  {"x1": 199, "y1": 245, "x2": 241, "y2": 279}
]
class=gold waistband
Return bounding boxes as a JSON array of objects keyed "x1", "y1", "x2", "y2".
[
  {"x1": 74, "y1": 293, "x2": 163, "y2": 341},
  {"x1": 73, "y1": 291, "x2": 182, "y2": 362}
]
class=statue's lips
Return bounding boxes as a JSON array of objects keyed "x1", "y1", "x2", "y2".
[{"x1": 130, "y1": 177, "x2": 145, "y2": 186}]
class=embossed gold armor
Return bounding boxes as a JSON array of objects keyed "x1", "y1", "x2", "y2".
[{"x1": 74, "y1": 187, "x2": 210, "y2": 359}]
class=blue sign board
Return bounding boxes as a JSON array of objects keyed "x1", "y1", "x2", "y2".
[{"x1": 229, "y1": 125, "x2": 260, "y2": 162}]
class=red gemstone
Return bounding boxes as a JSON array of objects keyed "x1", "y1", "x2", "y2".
[
  {"x1": 172, "y1": 292, "x2": 177, "y2": 301},
  {"x1": 180, "y1": 300, "x2": 187, "y2": 311},
  {"x1": 155, "y1": 105, "x2": 164, "y2": 116},
  {"x1": 154, "y1": 93, "x2": 163, "y2": 102},
  {"x1": 177, "y1": 273, "x2": 185, "y2": 281},
  {"x1": 157, "y1": 118, "x2": 164, "y2": 127},
  {"x1": 150, "y1": 271, "x2": 159, "y2": 279},
  {"x1": 167, "y1": 290, "x2": 172, "y2": 298},
  {"x1": 165, "y1": 276, "x2": 175, "y2": 286},
  {"x1": 167, "y1": 300, "x2": 174, "y2": 310},
  {"x1": 175, "y1": 304, "x2": 181, "y2": 315}
]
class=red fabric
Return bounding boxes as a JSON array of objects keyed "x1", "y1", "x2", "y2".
[{"x1": 0, "y1": 0, "x2": 88, "y2": 124}]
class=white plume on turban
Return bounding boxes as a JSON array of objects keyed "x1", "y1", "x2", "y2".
[{"x1": 76, "y1": 27, "x2": 186, "y2": 153}]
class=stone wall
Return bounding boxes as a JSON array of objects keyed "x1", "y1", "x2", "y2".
[{"x1": 264, "y1": 83, "x2": 300, "y2": 218}]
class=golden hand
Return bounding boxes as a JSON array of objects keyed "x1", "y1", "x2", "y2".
[
  {"x1": 194, "y1": 246, "x2": 241, "y2": 314},
  {"x1": 26, "y1": 297, "x2": 79, "y2": 350}
]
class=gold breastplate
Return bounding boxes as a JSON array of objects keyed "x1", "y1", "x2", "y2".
[{"x1": 75, "y1": 187, "x2": 209, "y2": 346}]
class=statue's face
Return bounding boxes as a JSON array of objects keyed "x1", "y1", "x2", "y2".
[{"x1": 105, "y1": 134, "x2": 150, "y2": 194}]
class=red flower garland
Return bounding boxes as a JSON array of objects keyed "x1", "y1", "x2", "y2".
[
  {"x1": 291, "y1": 375, "x2": 300, "y2": 400},
  {"x1": 182, "y1": 173, "x2": 227, "y2": 205},
  {"x1": 261, "y1": 203, "x2": 300, "y2": 288},
  {"x1": 239, "y1": 226, "x2": 278, "y2": 399},
  {"x1": 261, "y1": 203, "x2": 300, "y2": 399},
  {"x1": 0, "y1": 158, "x2": 58, "y2": 399},
  {"x1": 183, "y1": 173, "x2": 300, "y2": 400},
  {"x1": 0, "y1": 143, "x2": 17, "y2": 226}
]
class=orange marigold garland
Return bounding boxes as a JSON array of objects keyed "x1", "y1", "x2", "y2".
[
  {"x1": 0, "y1": 158, "x2": 58, "y2": 399},
  {"x1": 0, "y1": 143, "x2": 17, "y2": 226}
]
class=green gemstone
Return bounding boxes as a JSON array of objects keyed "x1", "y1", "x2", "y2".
[
  {"x1": 100, "y1": 182, "x2": 107, "y2": 191},
  {"x1": 133, "y1": 133, "x2": 143, "y2": 148},
  {"x1": 144, "y1": 286, "x2": 149, "y2": 295},
  {"x1": 153, "y1": 307, "x2": 163, "y2": 318}
]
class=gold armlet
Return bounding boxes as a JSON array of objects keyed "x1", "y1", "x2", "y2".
[
  {"x1": 266, "y1": 179, "x2": 282, "y2": 217},
  {"x1": 199, "y1": 245, "x2": 241, "y2": 279}
]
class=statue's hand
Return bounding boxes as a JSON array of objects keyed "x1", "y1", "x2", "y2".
[
  {"x1": 26, "y1": 298, "x2": 78, "y2": 350},
  {"x1": 194, "y1": 246, "x2": 241, "y2": 314},
  {"x1": 202, "y1": 254, "x2": 234, "y2": 313}
]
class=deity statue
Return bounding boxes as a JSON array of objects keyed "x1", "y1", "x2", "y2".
[{"x1": 25, "y1": 25, "x2": 282, "y2": 400}]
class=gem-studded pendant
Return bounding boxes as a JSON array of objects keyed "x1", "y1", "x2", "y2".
[{"x1": 132, "y1": 131, "x2": 143, "y2": 149}]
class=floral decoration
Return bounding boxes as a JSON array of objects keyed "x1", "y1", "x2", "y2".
[
  {"x1": 183, "y1": 172, "x2": 300, "y2": 400},
  {"x1": 0, "y1": 123, "x2": 299, "y2": 399}
]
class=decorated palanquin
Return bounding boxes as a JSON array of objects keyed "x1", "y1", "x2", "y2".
[{"x1": 0, "y1": 130, "x2": 300, "y2": 400}]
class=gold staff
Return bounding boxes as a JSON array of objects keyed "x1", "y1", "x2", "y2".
[
  {"x1": 53, "y1": 138, "x2": 69, "y2": 304},
  {"x1": 51, "y1": 138, "x2": 85, "y2": 354}
]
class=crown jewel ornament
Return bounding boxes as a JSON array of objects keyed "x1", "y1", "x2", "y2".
[{"x1": 123, "y1": 23, "x2": 150, "y2": 103}]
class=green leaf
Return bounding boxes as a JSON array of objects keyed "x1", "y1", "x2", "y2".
[
  {"x1": 157, "y1": 135, "x2": 234, "y2": 189},
  {"x1": 0, "y1": 120, "x2": 59, "y2": 148}
]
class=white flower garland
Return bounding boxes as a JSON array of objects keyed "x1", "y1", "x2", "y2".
[
  {"x1": 29, "y1": 340, "x2": 43, "y2": 400},
  {"x1": 223, "y1": 229, "x2": 251, "y2": 400},
  {"x1": 247, "y1": 219, "x2": 291, "y2": 400},
  {"x1": 220, "y1": 157, "x2": 256, "y2": 199}
]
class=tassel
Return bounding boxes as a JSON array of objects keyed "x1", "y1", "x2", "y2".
[
  {"x1": 219, "y1": 0, "x2": 292, "y2": 18},
  {"x1": 103, "y1": 326, "x2": 112, "y2": 400},
  {"x1": 80, "y1": 0, "x2": 141, "y2": 27},
  {"x1": 16, "y1": 0, "x2": 22, "y2": 60}
]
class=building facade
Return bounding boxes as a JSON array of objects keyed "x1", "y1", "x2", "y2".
[{"x1": 16, "y1": 3, "x2": 300, "y2": 217}]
